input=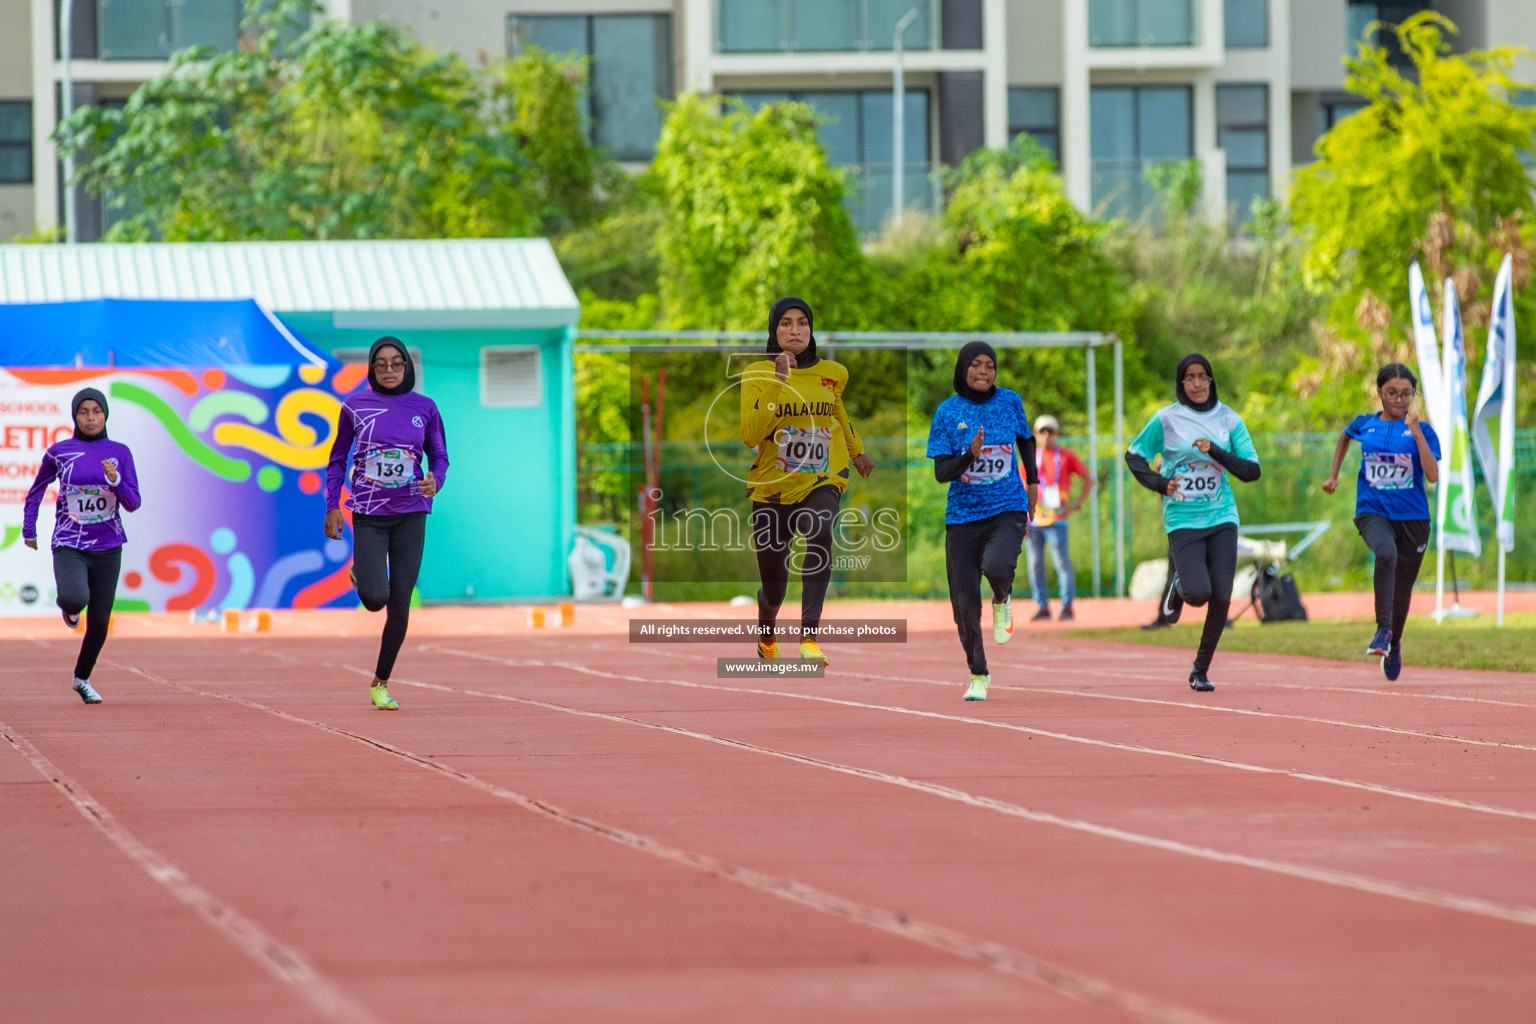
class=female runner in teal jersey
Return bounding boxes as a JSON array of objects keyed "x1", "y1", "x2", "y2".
[
  {"x1": 1124, "y1": 354, "x2": 1260, "y2": 691},
  {"x1": 1321, "y1": 363, "x2": 1439, "y2": 681}
]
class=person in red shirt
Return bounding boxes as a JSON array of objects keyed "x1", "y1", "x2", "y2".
[{"x1": 1023, "y1": 415, "x2": 1093, "y2": 621}]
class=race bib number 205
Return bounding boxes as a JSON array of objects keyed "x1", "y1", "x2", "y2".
[{"x1": 1173, "y1": 461, "x2": 1224, "y2": 502}]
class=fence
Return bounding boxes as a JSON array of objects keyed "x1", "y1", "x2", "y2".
[{"x1": 579, "y1": 430, "x2": 1536, "y2": 601}]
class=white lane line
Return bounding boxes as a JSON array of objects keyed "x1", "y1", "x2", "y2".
[
  {"x1": 337, "y1": 657, "x2": 1536, "y2": 932},
  {"x1": 780, "y1": 655, "x2": 1536, "y2": 755},
  {"x1": 128, "y1": 664, "x2": 1234, "y2": 1024},
  {"x1": 0, "y1": 718, "x2": 387, "y2": 1024},
  {"x1": 492, "y1": 644, "x2": 1536, "y2": 822}
]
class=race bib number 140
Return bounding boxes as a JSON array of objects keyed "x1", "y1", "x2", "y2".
[
  {"x1": 362, "y1": 448, "x2": 417, "y2": 487},
  {"x1": 64, "y1": 485, "x2": 116, "y2": 525}
]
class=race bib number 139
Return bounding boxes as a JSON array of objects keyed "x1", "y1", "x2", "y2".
[{"x1": 362, "y1": 448, "x2": 417, "y2": 487}]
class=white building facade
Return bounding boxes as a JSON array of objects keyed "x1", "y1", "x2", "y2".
[{"x1": 4, "y1": 1, "x2": 1535, "y2": 239}]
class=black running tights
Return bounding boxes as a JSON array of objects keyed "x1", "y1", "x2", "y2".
[
  {"x1": 352, "y1": 511, "x2": 427, "y2": 681},
  {"x1": 1169, "y1": 524, "x2": 1238, "y2": 674},
  {"x1": 54, "y1": 545, "x2": 121, "y2": 681},
  {"x1": 945, "y1": 511, "x2": 1029, "y2": 676},
  {"x1": 753, "y1": 485, "x2": 841, "y2": 641},
  {"x1": 1355, "y1": 515, "x2": 1430, "y2": 643}
]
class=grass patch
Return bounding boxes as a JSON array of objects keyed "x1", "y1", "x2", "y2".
[{"x1": 1066, "y1": 613, "x2": 1536, "y2": 674}]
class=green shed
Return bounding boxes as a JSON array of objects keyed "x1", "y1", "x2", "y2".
[{"x1": 0, "y1": 239, "x2": 581, "y2": 601}]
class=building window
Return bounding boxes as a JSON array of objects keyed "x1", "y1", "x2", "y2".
[
  {"x1": 1089, "y1": 0, "x2": 1196, "y2": 48},
  {"x1": 1217, "y1": 84, "x2": 1268, "y2": 223},
  {"x1": 98, "y1": 0, "x2": 242, "y2": 60},
  {"x1": 508, "y1": 13, "x2": 673, "y2": 162},
  {"x1": 0, "y1": 102, "x2": 31, "y2": 185},
  {"x1": 717, "y1": 0, "x2": 936, "y2": 54},
  {"x1": 736, "y1": 90, "x2": 931, "y2": 232},
  {"x1": 1090, "y1": 85, "x2": 1192, "y2": 219},
  {"x1": 1007, "y1": 88, "x2": 1059, "y2": 165},
  {"x1": 1224, "y1": 0, "x2": 1267, "y2": 48},
  {"x1": 1346, "y1": 3, "x2": 1433, "y2": 63},
  {"x1": 1318, "y1": 99, "x2": 1367, "y2": 137}
]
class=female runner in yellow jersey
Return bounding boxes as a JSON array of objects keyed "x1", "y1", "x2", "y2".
[{"x1": 740, "y1": 297, "x2": 875, "y2": 664}]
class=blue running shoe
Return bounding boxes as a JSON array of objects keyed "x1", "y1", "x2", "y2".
[
  {"x1": 1382, "y1": 643, "x2": 1402, "y2": 681},
  {"x1": 73, "y1": 677, "x2": 102, "y2": 704},
  {"x1": 1188, "y1": 666, "x2": 1215, "y2": 692},
  {"x1": 1366, "y1": 627, "x2": 1392, "y2": 657}
]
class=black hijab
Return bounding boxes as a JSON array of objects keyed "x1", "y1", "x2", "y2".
[
  {"x1": 1175, "y1": 353, "x2": 1218, "y2": 412},
  {"x1": 71, "y1": 387, "x2": 109, "y2": 441},
  {"x1": 368, "y1": 336, "x2": 416, "y2": 396},
  {"x1": 766, "y1": 297, "x2": 819, "y2": 369},
  {"x1": 953, "y1": 341, "x2": 999, "y2": 404}
]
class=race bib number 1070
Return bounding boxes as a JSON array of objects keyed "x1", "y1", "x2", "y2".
[
  {"x1": 775, "y1": 426, "x2": 832, "y2": 474},
  {"x1": 362, "y1": 448, "x2": 417, "y2": 487}
]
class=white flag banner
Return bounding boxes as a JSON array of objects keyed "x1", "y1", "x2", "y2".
[
  {"x1": 1438, "y1": 280, "x2": 1482, "y2": 557},
  {"x1": 1408, "y1": 260, "x2": 1446, "y2": 431},
  {"x1": 1471, "y1": 254, "x2": 1517, "y2": 554}
]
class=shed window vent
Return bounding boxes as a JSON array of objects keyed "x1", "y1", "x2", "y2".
[{"x1": 481, "y1": 347, "x2": 543, "y2": 407}]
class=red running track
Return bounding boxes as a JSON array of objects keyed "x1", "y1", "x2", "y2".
[{"x1": 3, "y1": 601, "x2": 1535, "y2": 1023}]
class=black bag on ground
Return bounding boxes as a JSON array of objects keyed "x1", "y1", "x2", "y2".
[{"x1": 1253, "y1": 567, "x2": 1308, "y2": 623}]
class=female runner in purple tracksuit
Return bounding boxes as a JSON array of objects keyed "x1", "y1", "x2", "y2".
[
  {"x1": 324, "y1": 337, "x2": 449, "y2": 710},
  {"x1": 23, "y1": 387, "x2": 142, "y2": 704}
]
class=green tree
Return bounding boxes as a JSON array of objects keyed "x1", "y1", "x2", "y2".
[
  {"x1": 56, "y1": 0, "x2": 605, "y2": 241},
  {"x1": 1289, "y1": 11, "x2": 1536, "y2": 417},
  {"x1": 652, "y1": 95, "x2": 880, "y2": 330}
]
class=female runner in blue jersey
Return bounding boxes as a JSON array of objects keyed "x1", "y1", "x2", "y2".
[
  {"x1": 1321, "y1": 363, "x2": 1439, "y2": 681},
  {"x1": 1125, "y1": 354, "x2": 1261, "y2": 692},
  {"x1": 927, "y1": 342, "x2": 1039, "y2": 702}
]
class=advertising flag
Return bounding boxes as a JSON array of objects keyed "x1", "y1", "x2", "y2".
[
  {"x1": 1437, "y1": 280, "x2": 1482, "y2": 557},
  {"x1": 1471, "y1": 254, "x2": 1517, "y2": 553},
  {"x1": 1408, "y1": 261, "x2": 1446, "y2": 430}
]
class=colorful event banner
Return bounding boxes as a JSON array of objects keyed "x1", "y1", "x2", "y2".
[
  {"x1": 1408, "y1": 260, "x2": 1446, "y2": 432},
  {"x1": 1472, "y1": 254, "x2": 1518, "y2": 554},
  {"x1": 1436, "y1": 281, "x2": 1482, "y2": 558},
  {"x1": 0, "y1": 362, "x2": 370, "y2": 616}
]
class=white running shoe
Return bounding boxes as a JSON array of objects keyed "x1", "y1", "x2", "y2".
[
  {"x1": 73, "y1": 678, "x2": 102, "y2": 704},
  {"x1": 992, "y1": 597, "x2": 1014, "y2": 644}
]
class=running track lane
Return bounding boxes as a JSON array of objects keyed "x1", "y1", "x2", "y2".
[{"x1": 6, "y1": 630, "x2": 1536, "y2": 1022}]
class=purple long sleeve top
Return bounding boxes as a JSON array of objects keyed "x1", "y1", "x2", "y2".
[
  {"x1": 325, "y1": 390, "x2": 449, "y2": 516},
  {"x1": 23, "y1": 436, "x2": 142, "y2": 551}
]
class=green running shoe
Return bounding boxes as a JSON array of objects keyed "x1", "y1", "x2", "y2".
[
  {"x1": 369, "y1": 683, "x2": 399, "y2": 710},
  {"x1": 964, "y1": 673, "x2": 989, "y2": 701},
  {"x1": 992, "y1": 597, "x2": 1014, "y2": 644}
]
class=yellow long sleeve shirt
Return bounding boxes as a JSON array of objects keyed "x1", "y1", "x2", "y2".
[{"x1": 740, "y1": 359, "x2": 865, "y2": 505}]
